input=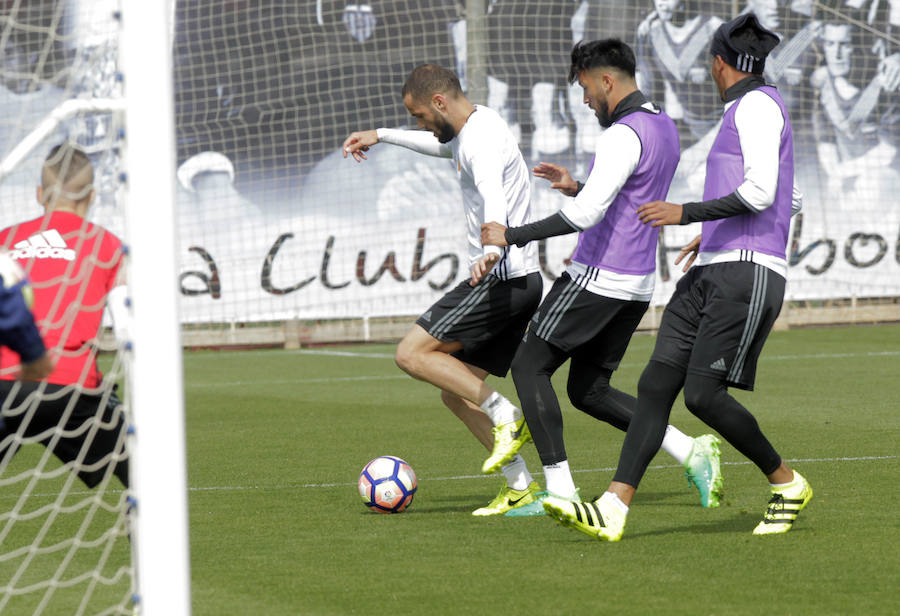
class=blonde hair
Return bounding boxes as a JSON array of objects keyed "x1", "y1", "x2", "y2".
[{"x1": 41, "y1": 142, "x2": 94, "y2": 205}]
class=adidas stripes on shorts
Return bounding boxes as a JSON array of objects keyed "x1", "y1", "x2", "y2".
[
  {"x1": 527, "y1": 272, "x2": 649, "y2": 370},
  {"x1": 415, "y1": 272, "x2": 542, "y2": 377},
  {"x1": 650, "y1": 261, "x2": 785, "y2": 391}
]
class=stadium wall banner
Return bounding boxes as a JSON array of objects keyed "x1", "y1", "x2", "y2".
[{"x1": 0, "y1": 1, "x2": 897, "y2": 323}]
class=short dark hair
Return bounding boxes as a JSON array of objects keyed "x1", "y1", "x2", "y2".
[
  {"x1": 568, "y1": 39, "x2": 636, "y2": 83},
  {"x1": 401, "y1": 64, "x2": 463, "y2": 103}
]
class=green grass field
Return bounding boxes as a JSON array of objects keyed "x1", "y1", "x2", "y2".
[
  {"x1": 184, "y1": 324, "x2": 899, "y2": 616},
  {"x1": 2, "y1": 324, "x2": 898, "y2": 614}
]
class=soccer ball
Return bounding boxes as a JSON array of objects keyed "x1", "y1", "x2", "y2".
[
  {"x1": 0, "y1": 253, "x2": 33, "y2": 309},
  {"x1": 358, "y1": 456, "x2": 417, "y2": 514}
]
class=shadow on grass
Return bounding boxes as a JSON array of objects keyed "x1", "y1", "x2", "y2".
[{"x1": 628, "y1": 514, "x2": 766, "y2": 538}]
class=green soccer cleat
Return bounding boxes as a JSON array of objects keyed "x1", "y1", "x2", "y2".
[
  {"x1": 505, "y1": 489, "x2": 580, "y2": 517},
  {"x1": 684, "y1": 434, "x2": 724, "y2": 508},
  {"x1": 543, "y1": 495, "x2": 627, "y2": 542},
  {"x1": 472, "y1": 480, "x2": 541, "y2": 516},
  {"x1": 481, "y1": 417, "x2": 532, "y2": 474},
  {"x1": 753, "y1": 471, "x2": 813, "y2": 535}
]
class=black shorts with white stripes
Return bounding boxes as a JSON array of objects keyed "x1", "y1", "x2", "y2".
[
  {"x1": 650, "y1": 261, "x2": 785, "y2": 391},
  {"x1": 416, "y1": 272, "x2": 542, "y2": 377},
  {"x1": 528, "y1": 272, "x2": 649, "y2": 369}
]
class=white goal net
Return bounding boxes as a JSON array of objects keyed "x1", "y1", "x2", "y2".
[
  {"x1": 0, "y1": 1, "x2": 188, "y2": 615},
  {"x1": 166, "y1": 0, "x2": 899, "y2": 334}
]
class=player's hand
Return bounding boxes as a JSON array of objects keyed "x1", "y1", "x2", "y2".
[
  {"x1": 637, "y1": 200, "x2": 683, "y2": 227},
  {"x1": 674, "y1": 234, "x2": 702, "y2": 272},
  {"x1": 470, "y1": 252, "x2": 500, "y2": 286},
  {"x1": 342, "y1": 130, "x2": 379, "y2": 162},
  {"x1": 532, "y1": 162, "x2": 579, "y2": 196},
  {"x1": 480, "y1": 222, "x2": 509, "y2": 247},
  {"x1": 19, "y1": 353, "x2": 54, "y2": 381}
]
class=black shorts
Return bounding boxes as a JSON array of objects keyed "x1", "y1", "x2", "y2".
[
  {"x1": 0, "y1": 380, "x2": 129, "y2": 488},
  {"x1": 528, "y1": 272, "x2": 649, "y2": 371},
  {"x1": 416, "y1": 272, "x2": 542, "y2": 377},
  {"x1": 651, "y1": 262, "x2": 785, "y2": 391}
]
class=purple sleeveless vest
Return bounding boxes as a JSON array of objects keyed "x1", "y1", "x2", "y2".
[
  {"x1": 700, "y1": 86, "x2": 794, "y2": 259},
  {"x1": 571, "y1": 109, "x2": 680, "y2": 275}
]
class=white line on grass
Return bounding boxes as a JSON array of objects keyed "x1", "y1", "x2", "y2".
[
  {"x1": 194, "y1": 454, "x2": 899, "y2": 491},
  {"x1": 185, "y1": 349, "x2": 899, "y2": 387},
  {"x1": 4, "y1": 455, "x2": 895, "y2": 501},
  {"x1": 186, "y1": 375, "x2": 407, "y2": 388}
]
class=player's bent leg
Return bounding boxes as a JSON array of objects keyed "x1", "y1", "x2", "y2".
[
  {"x1": 394, "y1": 325, "x2": 491, "y2": 405},
  {"x1": 565, "y1": 364, "x2": 632, "y2": 431},
  {"x1": 508, "y1": 336, "x2": 568, "y2": 468},
  {"x1": 683, "y1": 374, "x2": 780, "y2": 477},
  {"x1": 611, "y1": 361, "x2": 683, "y2": 489},
  {"x1": 439, "y1": 389, "x2": 494, "y2": 451}
]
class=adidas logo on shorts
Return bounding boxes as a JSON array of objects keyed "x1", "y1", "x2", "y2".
[
  {"x1": 11, "y1": 230, "x2": 76, "y2": 261},
  {"x1": 710, "y1": 358, "x2": 727, "y2": 371}
]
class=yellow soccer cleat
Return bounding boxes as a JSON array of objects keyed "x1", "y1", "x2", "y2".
[
  {"x1": 543, "y1": 495, "x2": 627, "y2": 542},
  {"x1": 472, "y1": 480, "x2": 541, "y2": 516},
  {"x1": 481, "y1": 417, "x2": 531, "y2": 474},
  {"x1": 753, "y1": 471, "x2": 813, "y2": 535}
]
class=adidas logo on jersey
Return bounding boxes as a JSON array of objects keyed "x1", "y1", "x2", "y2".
[
  {"x1": 10, "y1": 230, "x2": 75, "y2": 261},
  {"x1": 710, "y1": 358, "x2": 727, "y2": 371}
]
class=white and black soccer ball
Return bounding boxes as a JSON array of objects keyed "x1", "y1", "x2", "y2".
[{"x1": 357, "y1": 456, "x2": 417, "y2": 514}]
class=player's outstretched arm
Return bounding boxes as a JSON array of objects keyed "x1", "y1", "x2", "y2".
[
  {"x1": 533, "y1": 162, "x2": 580, "y2": 197},
  {"x1": 342, "y1": 130, "x2": 379, "y2": 162},
  {"x1": 481, "y1": 222, "x2": 509, "y2": 247},
  {"x1": 637, "y1": 200, "x2": 683, "y2": 227}
]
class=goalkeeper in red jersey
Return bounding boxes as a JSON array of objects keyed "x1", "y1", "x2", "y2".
[{"x1": 0, "y1": 143, "x2": 130, "y2": 489}]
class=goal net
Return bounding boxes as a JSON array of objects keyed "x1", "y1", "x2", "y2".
[
  {"x1": 0, "y1": 1, "x2": 188, "y2": 615},
  {"x1": 169, "y1": 0, "x2": 898, "y2": 337}
]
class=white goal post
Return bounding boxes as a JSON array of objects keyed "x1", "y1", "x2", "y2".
[
  {"x1": 120, "y1": 1, "x2": 191, "y2": 615},
  {"x1": 0, "y1": 1, "x2": 190, "y2": 614}
]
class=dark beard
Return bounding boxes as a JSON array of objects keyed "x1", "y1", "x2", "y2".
[
  {"x1": 435, "y1": 119, "x2": 456, "y2": 143},
  {"x1": 595, "y1": 100, "x2": 612, "y2": 128}
]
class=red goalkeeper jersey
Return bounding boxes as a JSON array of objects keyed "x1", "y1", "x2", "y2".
[{"x1": 0, "y1": 211, "x2": 122, "y2": 388}]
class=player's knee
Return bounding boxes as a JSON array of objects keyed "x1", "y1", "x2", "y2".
[
  {"x1": 637, "y1": 363, "x2": 666, "y2": 399},
  {"x1": 682, "y1": 378, "x2": 720, "y2": 420},
  {"x1": 394, "y1": 340, "x2": 419, "y2": 376},
  {"x1": 566, "y1": 372, "x2": 610, "y2": 410}
]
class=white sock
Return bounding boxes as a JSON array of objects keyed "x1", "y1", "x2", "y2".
[
  {"x1": 543, "y1": 460, "x2": 578, "y2": 499},
  {"x1": 770, "y1": 470, "x2": 798, "y2": 490},
  {"x1": 501, "y1": 455, "x2": 532, "y2": 491},
  {"x1": 600, "y1": 491, "x2": 629, "y2": 515},
  {"x1": 480, "y1": 391, "x2": 522, "y2": 426},
  {"x1": 660, "y1": 425, "x2": 694, "y2": 465}
]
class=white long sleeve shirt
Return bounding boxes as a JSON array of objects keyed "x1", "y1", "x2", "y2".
[{"x1": 377, "y1": 105, "x2": 539, "y2": 280}]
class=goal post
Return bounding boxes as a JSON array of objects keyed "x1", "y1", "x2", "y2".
[
  {"x1": 0, "y1": 0, "x2": 190, "y2": 613},
  {"x1": 120, "y1": 1, "x2": 191, "y2": 615}
]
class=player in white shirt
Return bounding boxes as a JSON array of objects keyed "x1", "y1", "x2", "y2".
[{"x1": 342, "y1": 64, "x2": 543, "y2": 516}]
